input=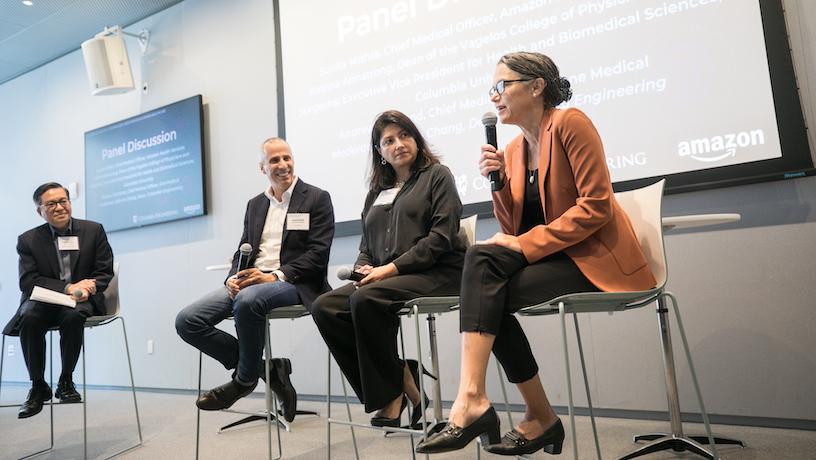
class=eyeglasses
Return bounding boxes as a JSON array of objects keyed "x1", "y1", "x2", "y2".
[
  {"x1": 41, "y1": 198, "x2": 70, "y2": 211},
  {"x1": 489, "y1": 79, "x2": 532, "y2": 97}
]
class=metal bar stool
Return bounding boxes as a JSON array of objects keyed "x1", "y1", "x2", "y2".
[
  {"x1": 0, "y1": 263, "x2": 142, "y2": 459},
  {"x1": 496, "y1": 180, "x2": 740, "y2": 459}
]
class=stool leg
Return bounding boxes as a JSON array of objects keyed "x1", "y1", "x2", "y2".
[
  {"x1": 339, "y1": 367, "x2": 360, "y2": 460},
  {"x1": 264, "y1": 320, "x2": 282, "y2": 460},
  {"x1": 82, "y1": 338, "x2": 87, "y2": 460},
  {"x1": 96, "y1": 317, "x2": 143, "y2": 459},
  {"x1": 426, "y1": 314, "x2": 443, "y2": 423},
  {"x1": 196, "y1": 351, "x2": 202, "y2": 459},
  {"x1": 573, "y1": 313, "x2": 601, "y2": 460},
  {"x1": 398, "y1": 317, "x2": 409, "y2": 440},
  {"x1": 559, "y1": 302, "x2": 578, "y2": 460},
  {"x1": 119, "y1": 317, "x2": 143, "y2": 449},
  {"x1": 412, "y1": 308, "x2": 429, "y2": 460},
  {"x1": 495, "y1": 358, "x2": 513, "y2": 428},
  {"x1": 326, "y1": 350, "x2": 331, "y2": 460},
  {"x1": 667, "y1": 292, "x2": 731, "y2": 457},
  {"x1": 622, "y1": 295, "x2": 724, "y2": 460},
  {"x1": 49, "y1": 331, "x2": 54, "y2": 452},
  {"x1": 0, "y1": 335, "x2": 5, "y2": 402},
  {"x1": 18, "y1": 333, "x2": 55, "y2": 460},
  {"x1": 400, "y1": 316, "x2": 419, "y2": 458}
]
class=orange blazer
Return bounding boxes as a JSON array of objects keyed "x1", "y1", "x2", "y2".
[{"x1": 492, "y1": 108, "x2": 656, "y2": 292}]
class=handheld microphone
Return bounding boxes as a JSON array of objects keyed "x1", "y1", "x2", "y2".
[
  {"x1": 237, "y1": 243, "x2": 253, "y2": 272},
  {"x1": 72, "y1": 290, "x2": 84, "y2": 300},
  {"x1": 481, "y1": 112, "x2": 501, "y2": 191},
  {"x1": 336, "y1": 266, "x2": 365, "y2": 282}
]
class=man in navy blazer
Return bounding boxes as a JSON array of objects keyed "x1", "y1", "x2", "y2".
[
  {"x1": 175, "y1": 137, "x2": 334, "y2": 420},
  {"x1": 3, "y1": 182, "x2": 114, "y2": 418}
]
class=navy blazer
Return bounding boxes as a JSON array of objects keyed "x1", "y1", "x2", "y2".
[
  {"x1": 3, "y1": 218, "x2": 114, "y2": 336},
  {"x1": 228, "y1": 179, "x2": 335, "y2": 307}
]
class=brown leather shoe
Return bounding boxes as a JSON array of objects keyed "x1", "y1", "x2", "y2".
[{"x1": 196, "y1": 378, "x2": 257, "y2": 411}]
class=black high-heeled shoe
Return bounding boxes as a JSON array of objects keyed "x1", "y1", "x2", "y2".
[
  {"x1": 370, "y1": 395, "x2": 408, "y2": 428},
  {"x1": 406, "y1": 359, "x2": 437, "y2": 429},
  {"x1": 415, "y1": 406, "x2": 501, "y2": 454},
  {"x1": 483, "y1": 418, "x2": 565, "y2": 456}
]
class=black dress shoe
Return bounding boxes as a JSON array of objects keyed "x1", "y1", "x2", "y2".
[
  {"x1": 267, "y1": 358, "x2": 297, "y2": 422},
  {"x1": 55, "y1": 380, "x2": 82, "y2": 403},
  {"x1": 406, "y1": 359, "x2": 436, "y2": 429},
  {"x1": 415, "y1": 406, "x2": 501, "y2": 454},
  {"x1": 371, "y1": 395, "x2": 407, "y2": 427},
  {"x1": 18, "y1": 385, "x2": 52, "y2": 419},
  {"x1": 196, "y1": 378, "x2": 257, "y2": 411},
  {"x1": 484, "y1": 418, "x2": 565, "y2": 456}
]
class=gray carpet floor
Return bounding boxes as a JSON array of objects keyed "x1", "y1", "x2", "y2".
[{"x1": 1, "y1": 386, "x2": 815, "y2": 459}]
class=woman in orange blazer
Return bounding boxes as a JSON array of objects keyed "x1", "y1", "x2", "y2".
[{"x1": 417, "y1": 52, "x2": 656, "y2": 455}]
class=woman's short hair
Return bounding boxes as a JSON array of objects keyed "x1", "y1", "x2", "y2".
[
  {"x1": 499, "y1": 51, "x2": 572, "y2": 107},
  {"x1": 368, "y1": 110, "x2": 439, "y2": 192}
]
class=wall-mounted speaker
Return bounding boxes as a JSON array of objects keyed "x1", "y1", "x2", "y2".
[{"x1": 81, "y1": 33, "x2": 134, "y2": 96}]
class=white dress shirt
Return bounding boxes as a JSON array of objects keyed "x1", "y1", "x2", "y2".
[{"x1": 254, "y1": 177, "x2": 299, "y2": 281}]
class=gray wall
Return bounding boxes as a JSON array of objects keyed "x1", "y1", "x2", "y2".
[{"x1": 0, "y1": 0, "x2": 814, "y2": 424}]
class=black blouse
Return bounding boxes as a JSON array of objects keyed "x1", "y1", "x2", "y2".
[
  {"x1": 355, "y1": 163, "x2": 466, "y2": 273},
  {"x1": 520, "y1": 168, "x2": 546, "y2": 235},
  {"x1": 519, "y1": 168, "x2": 570, "y2": 262}
]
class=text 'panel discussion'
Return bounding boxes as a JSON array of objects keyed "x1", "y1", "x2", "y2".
[{"x1": 1, "y1": 0, "x2": 815, "y2": 459}]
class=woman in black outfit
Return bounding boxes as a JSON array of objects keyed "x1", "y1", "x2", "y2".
[{"x1": 310, "y1": 110, "x2": 466, "y2": 427}]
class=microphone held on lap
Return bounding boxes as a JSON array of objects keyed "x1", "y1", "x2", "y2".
[
  {"x1": 336, "y1": 266, "x2": 365, "y2": 282},
  {"x1": 237, "y1": 243, "x2": 252, "y2": 272}
]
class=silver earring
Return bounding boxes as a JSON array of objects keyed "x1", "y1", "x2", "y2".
[{"x1": 381, "y1": 156, "x2": 387, "y2": 165}]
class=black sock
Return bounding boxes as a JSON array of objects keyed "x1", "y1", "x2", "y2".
[{"x1": 234, "y1": 374, "x2": 257, "y2": 387}]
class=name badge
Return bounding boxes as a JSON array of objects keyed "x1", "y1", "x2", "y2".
[
  {"x1": 286, "y1": 213, "x2": 310, "y2": 231},
  {"x1": 373, "y1": 187, "x2": 400, "y2": 206},
  {"x1": 58, "y1": 236, "x2": 79, "y2": 251}
]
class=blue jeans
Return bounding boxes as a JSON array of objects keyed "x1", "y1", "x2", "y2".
[{"x1": 175, "y1": 282, "x2": 300, "y2": 382}]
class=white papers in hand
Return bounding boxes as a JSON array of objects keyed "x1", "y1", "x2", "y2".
[{"x1": 30, "y1": 286, "x2": 76, "y2": 308}]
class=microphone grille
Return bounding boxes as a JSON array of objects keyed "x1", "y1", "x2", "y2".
[
  {"x1": 481, "y1": 111, "x2": 497, "y2": 126},
  {"x1": 336, "y1": 266, "x2": 351, "y2": 280},
  {"x1": 239, "y1": 243, "x2": 252, "y2": 255}
]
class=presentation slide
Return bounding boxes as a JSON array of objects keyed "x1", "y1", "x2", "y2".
[
  {"x1": 84, "y1": 95, "x2": 206, "y2": 232},
  {"x1": 279, "y1": 0, "x2": 782, "y2": 223}
]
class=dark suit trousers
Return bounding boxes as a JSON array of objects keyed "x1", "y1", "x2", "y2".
[
  {"x1": 310, "y1": 266, "x2": 460, "y2": 413},
  {"x1": 459, "y1": 245, "x2": 599, "y2": 383},
  {"x1": 18, "y1": 300, "x2": 95, "y2": 384}
]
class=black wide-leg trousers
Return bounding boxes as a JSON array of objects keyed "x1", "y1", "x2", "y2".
[
  {"x1": 310, "y1": 265, "x2": 461, "y2": 413},
  {"x1": 459, "y1": 244, "x2": 599, "y2": 383}
]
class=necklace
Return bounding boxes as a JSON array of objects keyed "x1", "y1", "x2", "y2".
[{"x1": 528, "y1": 169, "x2": 537, "y2": 184}]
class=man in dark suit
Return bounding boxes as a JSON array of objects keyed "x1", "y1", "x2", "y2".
[
  {"x1": 3, "y1": 182, "x2": 114, "y2": 418},
  {"x1": 175, "y1": 137, "x2": 335, "y2": 420}
]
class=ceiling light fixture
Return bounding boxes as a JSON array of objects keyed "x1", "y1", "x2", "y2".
[{"x1": 22, "y1": 0, "x2": 34, "y2": 6}]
